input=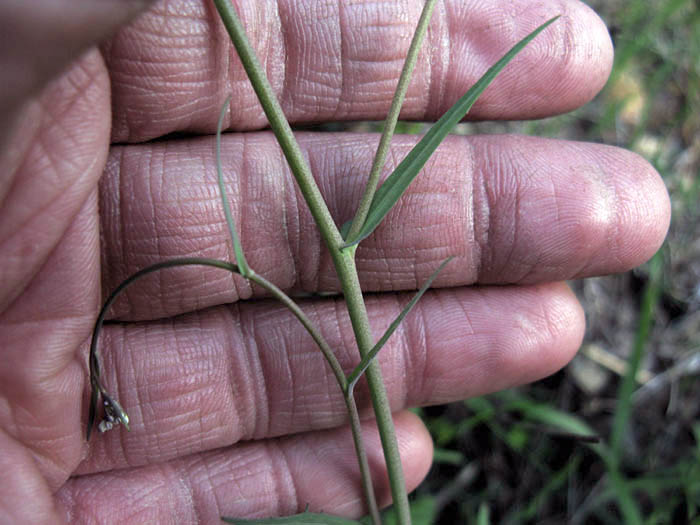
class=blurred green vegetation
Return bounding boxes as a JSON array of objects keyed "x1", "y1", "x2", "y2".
[{"x1": 409, "y1": 1, "x2": 699, "y2": 523}]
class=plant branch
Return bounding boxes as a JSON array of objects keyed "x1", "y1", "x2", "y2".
[
  {"x1": 345, "y1": 0, "x2": 438, "y2": 243},
  {"x1": 212, "y1": 2, "x2": 411, "y2": 521},
  {"x1": 211, "y1": 0, "x2": 342, "y2": 250},
  {"x1": 87, "y1": 256, "x2": 380, "y2": 521},
  {"x1": 347, "y1": 257, "x2": 452, "y2": 392},
  {"x1": 217, "y1": 95, "x2": 251, "y2": 277},
  {"x1": 86, "y1": 258, "x2": 345, "y2": 430},
  {"x1": 332, "y1": 251, "x2": 411, "y2": 525}
]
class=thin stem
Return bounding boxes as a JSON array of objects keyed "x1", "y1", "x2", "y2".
[
  {"x1": 345, "y1": 0, "x2": 438, "y2": 243},
  {"x1": 216, "y1": 95, "x2": 250, "y2": 277},
  {"x1": 86, "y1": 259, "x2": 345, "y2": 429},
  {"x1": 211, "y1": 0, "x2": 342, "y2": 250},
  {"x1": 332, "y1": 251, "x2": 411, "y2": 525},
  {"x1": 250, "y1": 269, "x2": 381, "y2": 523},
  {"x1": 345, "y1": 393, "x2": 381, "y2": 525},
  {"x1": 247, "y1": 269, "x2": 347, "y2": 391},
  {"x1": 610, "y1": 252, "x2": 663, "y2": 460},
  {"x1": 347, "y1": 257, "x2": 452, "y2": 391},
  {"x1": 88, "y1": 256, "x2": 380, "y2": 521},
  {"x1": 212, "y1": 2, "x2": 410, "y2": 522}
]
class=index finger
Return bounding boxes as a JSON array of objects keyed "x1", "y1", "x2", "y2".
[{"x1": 105, "y1": 0, "x2": 613, "y2": 142}]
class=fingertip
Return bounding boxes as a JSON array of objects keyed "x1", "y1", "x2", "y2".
[
  {"x1": 510, "y1": 0, "x2": 613, "y2": 118},
  {"x1": 558, "y1": 0, "x2": 614, "y2": 108},
  {"x1": 611, "y1": 149, "x2": 671, "y2": 269},
  {"x1": 394, "y1": 411, "x2": 434, "y2": 495},
  {"x1": 498, "y1": 282, "x2": 586, "y2": 386}
]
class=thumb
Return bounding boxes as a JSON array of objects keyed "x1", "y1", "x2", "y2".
[
  {"x1": 0, "y1": 0, "x2": 155, "y2": 311},
  {"x1": 0, "y1": 0, "x2": 155, "y2": 136}
]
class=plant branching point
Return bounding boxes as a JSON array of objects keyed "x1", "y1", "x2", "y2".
[{"x1": 86, "y1": 2, "x2": 561, "y2": 523}]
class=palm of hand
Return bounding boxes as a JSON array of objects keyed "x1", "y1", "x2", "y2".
[{"x1": 0, "y1": 1, "x2": 669, "y2": 523}]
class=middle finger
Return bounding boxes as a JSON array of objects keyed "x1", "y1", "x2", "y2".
[{"x1": 100, "y1": 132, "x2": 668, "y2": 321}]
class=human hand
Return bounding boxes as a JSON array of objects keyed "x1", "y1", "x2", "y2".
[{"x1": 0, "y1": 0, "x2": 669, "y2": 522}]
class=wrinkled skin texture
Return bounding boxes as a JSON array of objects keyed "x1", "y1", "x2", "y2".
[{"x1": 0, "y1": 0, "x2": 669, "y2": 523}]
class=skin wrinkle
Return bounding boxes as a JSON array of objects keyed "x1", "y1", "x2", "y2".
[
  {"x1": 335, "y1": 0, "x2": 349, "y2": 119},
  {"x1": 220, "y1": 304, "x2": 246, "y2": 447},
  {"x1": 239, "y1": 301, "x2": 273, "y2": 440},
  {"x1": 94, "y1": 132, "x2": 664, "y2": 325},
  {"x1": 268, "y1": 439, "x2": 300, "y2": 517},
  {"x1": 197, "y1": 448, "x2": 228, "y2": 522},
  {"x1": 226, "y1": 302, "x2": 257, "y2": 443},
  {"x1": 406, "y1": 293, "x2": 429, "y2": 407},
  {"x1": 302, "y1": 146, "x2": 328, "y2": 294},
  {"x1": 279, "y1": 147, "x2": 301, "y2": 291},
  {"x1": 280, "y1": 309, "x2": 300, "y2": 431},
  {"x1": 586, "y1": 148, "x2": 624, "y2": 274},
  {"x1": 462, "y1": 136, "x2": 483, "y2": 284},
  {"x1": 477, "y1": 138, "x2": 508, "y2": 281},
  {"x1": 155, "y1": 150, "x2": 168, "y2": 318},
  {"x1": 427, "y1": 0, "x2": 448, "y2": 118},
  {"x1": 274, "y1": 0, "x2": 290, "y2": 113}
]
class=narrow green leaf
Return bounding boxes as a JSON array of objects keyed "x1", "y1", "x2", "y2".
[
  {"x1": 345, "y1": 0, "x2": 438, "y2": 242},
  {"x1": 342, "y1": 16, "x2": 559, "y2": 247},
  {"x1": 217, "y1": 96, "x2": 251, "y2": 277},
  {"x1": 221, "y1": 511, "x2": 369, "y2": 524},
  {"x1": 347, "y1": 257, "x2": 453, "y2": 390},
  {"x1": 476, "y1": 503, "x2": 491, "y2": 525}
]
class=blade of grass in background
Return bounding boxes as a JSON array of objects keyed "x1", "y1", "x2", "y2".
[{"x1": 610, "y1": 251, "x2": 663, "y2": 459}]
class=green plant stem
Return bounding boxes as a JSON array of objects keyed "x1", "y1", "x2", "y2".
[
  {"x1": 258, "y1": 257, "x2": 380, "y2": 523},
  {"x1": 212, "y1": 2, "x2": 411, "y2": 522},
  {"x1": 603, "y1": 251, "x2": 663, "y2": 525},
  {"x1": 333, "y1": 251, "x2": 410, "y2": 525},
  {"x1": 86, "y1": 258, "x2": 342, "y2": 425},
  {"x1": 344, "y1": 393, "x2": 381, "y2": 525},
  {"x1": 217, "y1": 95, "x2": 250, "y2": 277},
  {"x1": 249, "y1": 270, "x2": 381, "y2": 524},
  {"x1": 88, "y1": 256, "x2": 381, "y2": 521},
  {"x1": 345, "y1": 0, "x2": 438, "y2": 242},
  {"x1": 252, "y1": 272, "x2": 381, "y2": 524},
  {"x1": 347, "y1": 257, "x2": 452, "y2": 392},
  {"x1": 211, "y1": 0, "x2": 342, "y2": 250}
]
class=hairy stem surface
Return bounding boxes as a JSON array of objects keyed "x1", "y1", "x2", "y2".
[{"x1": 212, "y1": 1, "x2": 410, "y2": 521}]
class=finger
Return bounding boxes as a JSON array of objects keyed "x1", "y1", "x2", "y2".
[
  {"x1": 78, "y1": 282, "x2": 582, "y2": 474},
  {"x1": 100, "y1": 133, "x2": 669, "y2": 321},
  {"x1": 105, "y1": 0, "x2": 612, "y2": 142},
  {"x1": 1, "y1": 0, "x2": 154, "y2": 310},
  {"x1": 0, "y1": 429, "x2": 62, "y2": 523},
  {"x1": 0, "y1": 0, "x2": 154, "y2": 140},
  {"x1": 62, "y1": 412, "x2": 431, "y2": 522}
]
